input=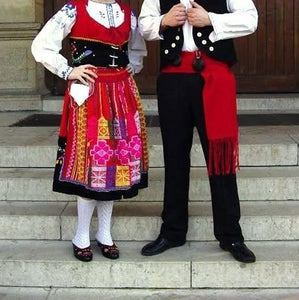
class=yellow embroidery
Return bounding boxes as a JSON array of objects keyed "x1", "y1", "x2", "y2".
[
  {"x1": 132, "y1": 79, "x2": 149, "y2": 171},
  {"x1": 98, "y1": 116, "x2": 110, "y2": 139},
  {"x1": 116, "y1": 165, "x2": 130, "y2": 187},
  {"x1": 76, "y1": 105, "x2": 87, "y2": 183}
]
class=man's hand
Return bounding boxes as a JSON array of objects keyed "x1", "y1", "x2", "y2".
[
  {"x1": 161, "y1": 3, "x2": 187, "y2": 29},
  {"x1": 187, "y1": 1, "x2": 211, "y2": 27},
  {"x1": 68, "y1": 64, "x2": 98, "y2": 85}
]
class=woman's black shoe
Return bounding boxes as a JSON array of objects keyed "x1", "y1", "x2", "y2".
[
  {"x1": 97, "y1": 240, "x2": 119, "y2": 260},
  {"x1": 220, "y1": 242, "x2": 256, "y2": 263},
  {"x1": 141, "y1": 235, "x2": 186, "y2": 256},
  {"x1": 72, "y1": 243, "x2": 93, "y2": 262}
]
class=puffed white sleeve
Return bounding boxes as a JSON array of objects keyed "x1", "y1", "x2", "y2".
[
  {"x1": 31, "y1": 3, "x2": 77, "y2": 80},
  {"x1": 208, "y1": 0, "x2": 258, "y2": 43},
  {"x1": 138, "y1": 0, "x2": 164, "y2": 41},
  {"x1": 128, "y1": 12, "x2": 148, "y2": 74}
]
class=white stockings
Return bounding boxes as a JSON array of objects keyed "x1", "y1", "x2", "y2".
[
  {"x1": 72, "y1": 196, "x2": 114, "y2": 248},
  {"x1": 95, "y1": 200, "x2": 114, "y2": 246}
]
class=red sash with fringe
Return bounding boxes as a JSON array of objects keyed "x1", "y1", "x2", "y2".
[{"x1": 162, "y1": 51, "x2": 239, "y2": 176}]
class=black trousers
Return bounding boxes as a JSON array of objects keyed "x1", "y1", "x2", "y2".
[{"x1": 157, "y1": 73, "x2": 244, "y2": 246}]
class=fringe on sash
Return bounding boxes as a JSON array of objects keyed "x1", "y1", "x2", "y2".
[{"x1": 208, "y1": 136, "x2": 239, "y2": 176}]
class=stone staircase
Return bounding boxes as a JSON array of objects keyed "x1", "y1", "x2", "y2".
[
  {"x1": 42, "y1": 93, "x2": 299, "y2": 114},
  {"x1": 0, "y1": 95, "x2": 299, "y2": 299}
]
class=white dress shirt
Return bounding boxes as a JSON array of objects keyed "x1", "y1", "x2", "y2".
[
  {"x1": 139, "y1": 0, "x2": 258, "y2": 51},
  {"x1": 32, "y1": 1, "x2": 147, "y2": 80}
]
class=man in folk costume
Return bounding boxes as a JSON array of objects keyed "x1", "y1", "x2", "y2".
[
  {"x1": 139, "y1": 0, "x2": 258, "y2": 263},
  {"x1": 32, "y1": 0, "x2": 148, "y2": 262}
]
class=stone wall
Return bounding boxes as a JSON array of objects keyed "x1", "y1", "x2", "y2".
[{"x1": 0, "y1": 0, "x2": 45, "y2": 111}]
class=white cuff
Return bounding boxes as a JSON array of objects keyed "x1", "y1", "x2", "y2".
[{"x1": 58, "y1": 65, "x2": 73, "y2": 80}]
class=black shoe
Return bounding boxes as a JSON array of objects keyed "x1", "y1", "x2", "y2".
[
  {"x1": 72, "y1": 243, "x2": 93, "y2": 262},
  {"x1": 220, "y1": 242, "x2": 256, "y2": 263},
  {"x1": 96, "y1": 240, "x2": 119, "y2": 260},
  {"x1": 141, "y1": 235, "x2": 186, "y2": 256}
]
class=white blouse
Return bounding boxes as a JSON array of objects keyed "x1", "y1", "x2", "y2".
[
  {"x1": 139, "y1": 0, "x2": 258, "y2": 52},
  {"x1": 31, "y1": 1, "x2": 147, "y2": 80}
]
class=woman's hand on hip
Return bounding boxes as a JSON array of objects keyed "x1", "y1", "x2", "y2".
[
  {"x1": 126, "y1": 63, "x2": 135, "y2": 75},
  {"x1": 68, "y1": 64, "x2": 98, "y2": 85}
]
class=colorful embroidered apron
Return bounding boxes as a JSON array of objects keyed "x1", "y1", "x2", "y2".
[{"x1": 53, "y1": 1, "x2": 148, "y2": 200}]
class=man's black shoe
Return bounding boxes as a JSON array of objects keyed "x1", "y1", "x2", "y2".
[
  {"x1": 141, "y1": 235, "x2": 186, "y2": 256},
  {"x1": 220, "y1": 242, "x2": 256, "y2": 263}
]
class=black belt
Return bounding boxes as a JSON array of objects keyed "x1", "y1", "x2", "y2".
[{"x1": 70, "y1": 38, "x2": 129, "y2": 68}]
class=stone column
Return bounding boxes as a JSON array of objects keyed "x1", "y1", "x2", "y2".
[{"x1": 0, "y1": 0, "x2": 45, "y2": 111}]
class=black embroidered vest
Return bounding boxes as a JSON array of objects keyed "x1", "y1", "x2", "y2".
[{"x1": 159, "y1": 0, "x2": 237, "y2": 69}]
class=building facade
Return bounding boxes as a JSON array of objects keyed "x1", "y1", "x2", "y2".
[
  {"x1": 0, "y1": 0, "x2": 298, "y2": 111},
  {"x1": 0, "y1": 0, "x2": 45, "y2": 111}
]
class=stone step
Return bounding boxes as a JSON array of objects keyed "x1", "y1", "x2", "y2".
[
  {"x1": 0, "y1": 94, "x2": 42, "y2": 112},
  {"x1": 1, "y1": 201, "x2": 298, "y2": 241},
  {"x1": 0, "y1": 240, "x2": 298, "y2": 289},
  {"x1": 1, "y1": 166, "x2": 298, "y2": 202},
  {"x1": 0, "y1": 126, "x2": 298, "y2": 168},
  {"x1": 42, "y1": 94, "x2": 299, "y2": 113},
  {"x1": 1, "y1": 287, "x2": 299, "y2": 300}
]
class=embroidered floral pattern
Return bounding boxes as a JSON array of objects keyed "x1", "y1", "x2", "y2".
[
  {"x1": 76, "y1": 106, "x2": 88, "y2": 183},
  {"x1": 112, "y1": 118, "x2": 122, "y2": 139},
  {"x1": 56, "y1": 142, "x2": 66, "y2": 166},
  {"x1": 57, "y1": 67, "x2": 148, "y2": 194},
  {"x1": 106, "y1": 166, "x2": 116, "y2": 189},
  {"x1": 90, "y1": 166, "x2": 106, "y2": 188},
  {"x1": 61, "y1": 3, "x2": 76, "y2": 19},
  {"x1": 51, "y1": 4, "x2": 76, "y2": 29},
  {"x1": 61, "y1": 66, "x2": 73, "y2": 80},
  {"x1": 91, "y1": 140, "x2": 113, "y2": 166},
  {"x1": 129, "y1": 136, "x2": 142, "y2": 160},
  {"x1": 134, "y1": 111, "x2": 141, "y2": 134},
  {"x1": 116, "y1": 165, "x2": 130, "y2": 187},
  {"x1": 130, "y1": 160, "x2": 141, "y2": 182},
  {"x1": 72, "y1": 50, "x2": 93, "y2": 64},
  {"x1": 98, "y1": 117, "x2": 110, "y2": 139},
  {"x1": 66, "y1": 107, "x2": 78, "y2": 178},
  {"x1": 116, "y1": 140, "x2": 130, "y2": 165},
  {"x1": 106, "y1": 4, "x2": 115, "y2": 27}
]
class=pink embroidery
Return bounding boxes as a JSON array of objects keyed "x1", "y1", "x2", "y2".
[
  {"x1": 129, "y1": 136, "x2": 142, "y2": 160},
  {"x1": 66, "y1": 108, "x2": 78, "y2": 178},
  {"x1": 116, "y1": 140, "x2": 130, "y2": 165},
  {"x1": 130, "y1": 160, "x2": 141, "y2": 182},
  {"x1": 134, "y1": 111, "x2": 141, "y2": 134},
  {"x1": 90, "y1": 140, "x2": 113, "y2": 166},
  {"x1": 90, "y1": 166, "x2": 106, "y2": 188}
]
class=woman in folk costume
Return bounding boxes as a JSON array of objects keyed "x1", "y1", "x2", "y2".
[{"x1": 31, "y1": 0, "x2": 148, "y2": 262}]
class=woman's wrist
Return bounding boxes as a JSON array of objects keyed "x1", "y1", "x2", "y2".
[{"x1": 60, "y1": 66, "x2": 74, "y2": 81}]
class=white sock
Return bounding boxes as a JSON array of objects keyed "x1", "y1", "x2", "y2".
[
  {"x1": 72, "y1": 196, "x2": 97, "y2": 249},
  {"x1": 95, "y1": 201, "x2": 114, "y2": 246}
]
